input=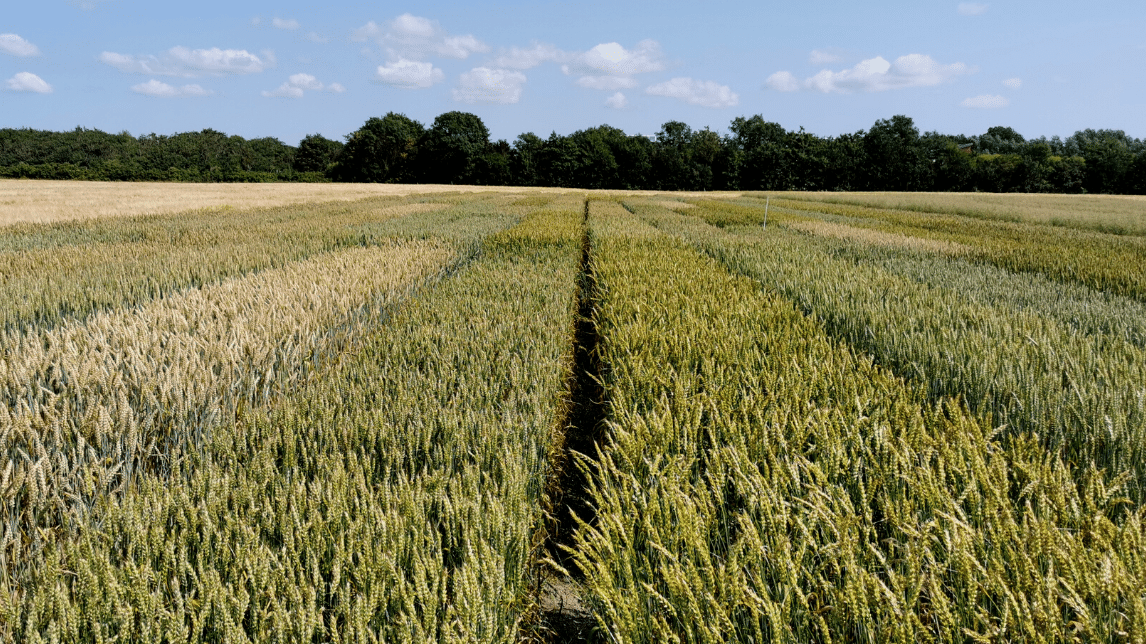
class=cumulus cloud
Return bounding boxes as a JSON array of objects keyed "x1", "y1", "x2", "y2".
[
  {"x1": 131, "y1": 79, "x2": 212, "y2": 97},
  {"x1": 961, "y1": 94, "x2": 1009, "y2": 108},
  {"x1": 272, "y1": 18, "x2": 299, "y2": 30},
  {"x1": 306, "y1": 32, "x2": 327, "y2": 44},
  {"x1": 375, "y1": 59, "x2": 444, "y2": 88},
  {"x1": 564, "y1": 40, "x2": 665, "y2": 75},
  {"x1": 452, "y1": 67, "x2": 526, "y2": 104},
  {"x1": 491, "y1": 42, "x2": 566, "y2": 69},
  {"x1": 353, "y1": 14, "x2": 487, "y2": 60},
  {"x1": 262, "y1": 73, "x2": 342, "y2": 97},
  {"x1": 646, "y1": 77, "x2": 738, "y2": 108},
  {"x1": 576, "y1": 75, "x2": 637, "y2": 90},
  {"x1": 605, "y1": 91, "x2": 627, "y2": 109},
  {"x1": 100, "y1": 47, "x2": 270, "y2": 77},
  {"x1": 561, "y1": 40, "x2": 665, "y2": 91},
  {"x1": 1, "y1": 34, "x2": 40, "y2": 57},
  {"x1": 809, "y1": 49, "x2": 842, "y2": 65},
  {"x1": 958, "y1": 3, "x2": 989, "y2": 15},
  {"x1": 765, "y1": 71, "x2": 800, "y2": 92},
  {"x1": 6, "y1": 72, "x2": 52, "y2": 93},
  {"x1": 770, "y1": 54, "x2": 971, "y2": 93},
  {"x1": 1002, "y1": 77, "x2": 1022, "y2": 89}
]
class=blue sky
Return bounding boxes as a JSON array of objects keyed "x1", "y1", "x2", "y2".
[{"x1": 3, "y1": 1, "x2": 1144, "y2": 145}]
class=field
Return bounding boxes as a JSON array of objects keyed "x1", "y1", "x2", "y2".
[{"x1": 2, "y1": 183, "x2": 1145, "y2": 643}]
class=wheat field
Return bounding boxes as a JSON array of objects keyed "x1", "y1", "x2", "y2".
[{"x1": 2, "y1": 186, "x2": 1144, "y2": 643}]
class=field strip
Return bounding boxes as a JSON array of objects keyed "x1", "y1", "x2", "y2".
[
  {"x1": 4, "y1": 201, "x2": 585, "y2": 643},
  {"x1": 768, "y1": 191, "x2": 1146, "y2": 236},
  {"x1": 779, "y1": 222, "x2": 1146, "y2": 347},
  {"x1": 785, "y1": 218, "x2": 973, "y2": 254},
  {"x1": 0, "y1": 201, "x2": 451, "y2": 334},
  {"x1": 572, "y1": 199, "x2": 1146, "y2": 642},
  {"x1": 0, "y1": 180, "x2": 739, "y2": 226},
  {"x1": 0, "y1": 180, "x2": 544, "y2": 225},
  {"x1": 699, "y1": 195, "x2": 1146, "y2": 302},
  {"x1": 1, "y1": 241, "x2": 456, "y2": 570},
  {"x1": 637, "y1": 201, "x2": 1146, "y2": 496}
]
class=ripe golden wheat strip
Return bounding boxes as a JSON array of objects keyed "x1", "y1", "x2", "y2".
[
  {"x1": 0, "y1": 199, "x2": 451, "y2": 333},
  {"x1": 0, "y1": 241, "x2": 455, "y2": 574}
]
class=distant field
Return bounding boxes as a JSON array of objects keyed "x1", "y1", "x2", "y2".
[
  {"x1": 3, "y1": 189, "x2": 1145, "y2": 643},
  {"x1": 772, "y1": 190, "x2": 1146, "y2": 235},
  {"x1": 0, "y1": 179, "x2": 736, "y2": 225}
]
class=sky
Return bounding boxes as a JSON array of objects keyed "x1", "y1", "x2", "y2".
[{"x1": 2, "y1": 1, "x2": 1144, "y2": 146}]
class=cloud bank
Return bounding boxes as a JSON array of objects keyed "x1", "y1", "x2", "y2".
[
  {"x1": 131, "y1": 79, "x2": 212, "y2": 97},
  {"x1": 101, "y1": 47, "x2": 271, "y2": 77},
  {"x1": 768, "y1": 54, "x2": 971, "y2": 93},
  {"x1": 562, "y1": 40, "x2": 665, "y2": 90},
  {"x1": 353, "y1": 14, "x2": 487, "y2": 60},
  {"x1": 263, "y1": 73, "x2": 343, "y2": 98},
  {"x1": 646, "y1": 77, "x2": 738, "y2": 108},
  {"x1": 375, "y1": 59, "x2": 444, "y2": 88},
  {"x1": 453, "y1": 67, "x2": 526, "y2": 104}
]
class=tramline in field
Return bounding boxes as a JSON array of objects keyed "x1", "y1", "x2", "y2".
[{"x1": 1, "y1": 186, "x2": 1144, "y2": 643}]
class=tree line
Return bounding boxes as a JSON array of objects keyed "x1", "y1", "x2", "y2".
[{"x1": 3, "y1": 112, "x2": 1145, "y2": 193}]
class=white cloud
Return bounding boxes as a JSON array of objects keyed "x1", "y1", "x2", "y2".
[
  {"x1": 560, "y1": 40, "x2": 665, "y2": 92},
  {"x1": 491, "y1": 42, "x2": 566, "y2": 69},
  {"x1": 958, "y1": 3, "x2": 989, "y2": 15},
  {"x1": 100, "y1": 47, "x2": 269, "y2": 77},
  {"x1": 563, "y1": 39, "x2": 664, "y2": 76},
  {"x1": 6, "y1": 72, "x2": 52, "y2": 93},
  {"x1": 264, "y1": 83, "x2": 303, "y2": 98},
  {"x1": 790, "y1": 54, "x2": 970, "y2": 93},
  {"x1": 1002, "y1": 77, "x2": 1022, "y2": 89},
  {"x1": 605, "y1": 91, "x2": 627, "y2": 109},
  {"x1": 375, "y1": 59, "x2": 444, "y2": 88},
  {"x1": 452, "y1": 67, "x2": 526, "y2": 104},
  {"x1": 576, "y1": 75, "x2": 637, "y2": 90},
  {"x1": 1, "y1": 34, "x2": 40, "y2": 57},
  {"x1": 69, "y1": 0, "x2": 112, "y2": 9},
  {"x1": 262, "y1": 73, "x2": 341, "y2": 97},
  {"x1": 272, "y1": 18, "x2": 299, "y2": 30},
  {"x1": 306, "y1": 32, "x2": 327, "y2": 44},
  {"x1": 961, "y1": 94, "x2": 1009, "y2": 108},
  {"x1": 131, "y1": 79, "x2": 212, "y2": 97},
  {"x1": 251, "y1": 16, "x2": 262, "y2": 26},
  {"x1": 352, "y1": 14, "x2": 487, "y2": 60},
  {"x1": 765, "y1": 71, "x2": 800, "y2": 92},
  {"x1": 645, "y1": 77, "x2": 738, "y2": 108},
  {"x1": 287, "y1": 73, "x2": 322, "y2": 90},
  {"x1": 809, "y1": 49, "x2": 841, "y2": 65}
]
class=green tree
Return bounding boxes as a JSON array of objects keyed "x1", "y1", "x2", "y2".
[
  {"x1": 335, "y1": 113, "x2": 424, "y2": 183},
  {"x1": 293, "y1": 134, "x2": 343, "y2": 174},
  {"x1": 419, "y1": 111, "x2": 490, "y2": 184},
  {"x1": 863, "y1": 115, "x2": 927, "y2": 190}
]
